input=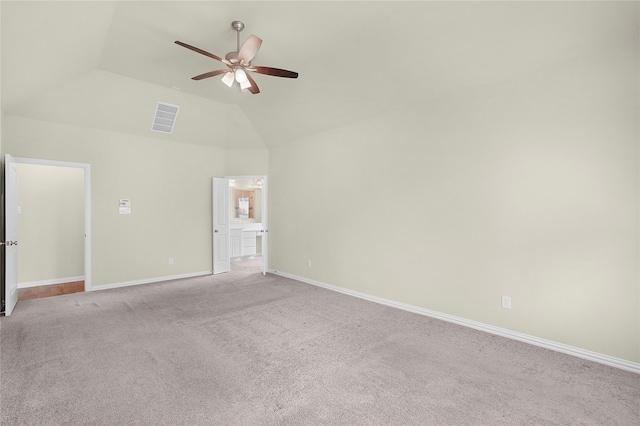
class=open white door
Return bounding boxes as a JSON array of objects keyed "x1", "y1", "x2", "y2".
[
  {"x1": 212, "y1": 177, "x2": 230, "y2": 274},
  {"x1": 4, "y1": 154, "x2": 19, "y2": 315},
  {"x1": 261, "y1": 176, "x2": 268, "y2": 275}
]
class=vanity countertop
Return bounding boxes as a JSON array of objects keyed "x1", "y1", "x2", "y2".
[{"x1": 230, "y1": 222, "x2": 263, "y2": 231}]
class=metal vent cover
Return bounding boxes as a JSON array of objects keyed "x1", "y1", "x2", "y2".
[{"x1": 151, "y1": 102, "x2": 180, "y2": 133}]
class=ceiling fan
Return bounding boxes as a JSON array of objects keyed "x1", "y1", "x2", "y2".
[{"x1": 175, "y1": 20, "x2": 298, "y2": 94}]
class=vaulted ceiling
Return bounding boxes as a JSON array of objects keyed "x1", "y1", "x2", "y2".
[{"x1": 2, "y1": 1, "x2": 637, "y2": 150}]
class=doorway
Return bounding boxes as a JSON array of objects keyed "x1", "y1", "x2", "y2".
[
  {"x1": 212, "y1": 175, "x2": 268, "y2": 276},
  {"x1": 4, "y1": 156, "x2": 91, "y2": 315},
  {"x1": 228, "y1": 176, "x2": 267, "y2": 275}
]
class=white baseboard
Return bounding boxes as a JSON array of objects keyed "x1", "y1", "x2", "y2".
[
  {"x1": 18, "y1": 276, "x2": 85, "y2": 289},
  {"x1": 91, "y1": 271, "x2": 212, "y2": 292},
  {"x1": 269, "y1": 269, "x2": 640, "y2": 374}
]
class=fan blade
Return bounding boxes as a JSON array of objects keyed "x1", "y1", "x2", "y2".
[
  {"x1": 237, "y1": 35, "x2": 262, "y2": 65},
  {"x1": 249, "y1": 66, "x2": 298, "y2": 79},
  {"x1": 191, "y1": 69, "x2": 230, "y2": 80},
  {"x1": 245, "y1": 72, "x2": 260, "y2": 94},
  {"x1": 175, "y1": 41, "x2": 230, "y2": 65}
]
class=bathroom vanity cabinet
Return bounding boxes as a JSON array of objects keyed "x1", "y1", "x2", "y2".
[
  {"x1": 241, "y1": 230, "x2": 257, "y2": 256},
  {"x1": 230, "y1": 224, "x2": 262, "y2": 258},
  {"x1": 231, "y1": 229, "x2": 242, "y2": 258}
]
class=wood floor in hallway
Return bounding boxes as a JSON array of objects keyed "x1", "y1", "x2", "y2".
[{"x1": 18, "y1": 281, "x2": 84, "y2": 300}]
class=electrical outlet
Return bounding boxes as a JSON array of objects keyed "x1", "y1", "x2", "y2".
[
  {"x1": 501, "y1": 295, "x2": 512, "y2": 309},
  {"x1": 307, "y1": 260, "x2": 312, "y2": 268},
  {"x1": 168, "y1": 258, "x2": 174, "y2": 265}
]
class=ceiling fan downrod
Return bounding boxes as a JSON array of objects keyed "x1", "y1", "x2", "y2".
[{"x1": 231, "y1": 20, "x2": 245, "y2": 53}]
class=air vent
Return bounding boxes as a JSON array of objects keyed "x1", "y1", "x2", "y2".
[{"x1": 151, "y1": 102, "x2": 180, "y2": 133}]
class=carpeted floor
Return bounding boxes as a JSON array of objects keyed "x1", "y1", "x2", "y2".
[{"x1": 1, "y1": 261, "x2": 638, "y2": 425}]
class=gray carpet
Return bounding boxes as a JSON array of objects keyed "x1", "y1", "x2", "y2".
[{"x1": 1, "y1": 261, "x2": 638, "y2": 425}]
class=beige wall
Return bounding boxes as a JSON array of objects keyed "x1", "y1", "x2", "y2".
[
  {"x1": 17, "y1": 163, "x2": 84, "y2": 284},
  {"x1": 225, "y1": 149, "x2": 268, "y2": 176},
  {"x1": 2, "y1": 115, "x2": 247, "y2": 287},
  {"x1": 268, "y1": 43, "x2": 639, "y2": 362}
]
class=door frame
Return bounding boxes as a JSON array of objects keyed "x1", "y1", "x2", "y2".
[
  {"x1": 225, "y1": 175, "x2": 268, "y2": 275},
  {"x1": 6, "y1": 156, "x2": 92, "y2": 303}
]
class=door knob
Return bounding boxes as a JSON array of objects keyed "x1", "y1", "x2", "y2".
[{"x1": 214, "y1": 229, "x2": 218, "y2": 233}]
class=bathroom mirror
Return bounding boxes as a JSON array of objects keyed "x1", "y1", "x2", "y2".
[
  {"x1": 234, "y1": 191, "x2": 254, "y2": 219},
  {"x1": 229, "y1": 179, "x2": 262, "y2": 223},
  {"x1": 237, "y1": 197, "x2": 249, "y2": 218}
]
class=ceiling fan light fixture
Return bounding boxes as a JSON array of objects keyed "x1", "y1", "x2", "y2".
[
  {"x1": 239, "y1": 79, "x2": 252, "y2": 90},
  {"x1": 235, "y1": 68, "x2": 248, "y2": 84},
  {"x1": 221, "y1": 72, "x2": 234, "y2": 87}
]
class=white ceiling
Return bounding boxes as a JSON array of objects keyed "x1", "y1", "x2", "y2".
[{"x1": 2, "y1": 1, "x2": 637, "y2": 149}]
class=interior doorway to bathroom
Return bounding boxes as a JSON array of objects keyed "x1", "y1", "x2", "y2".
[
  {"x1": 213, "y1": 175, "x2": 269, "y2": 275},
  {"x1": 227, "y1": 175, "x2": 267, "y2": 275}
]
